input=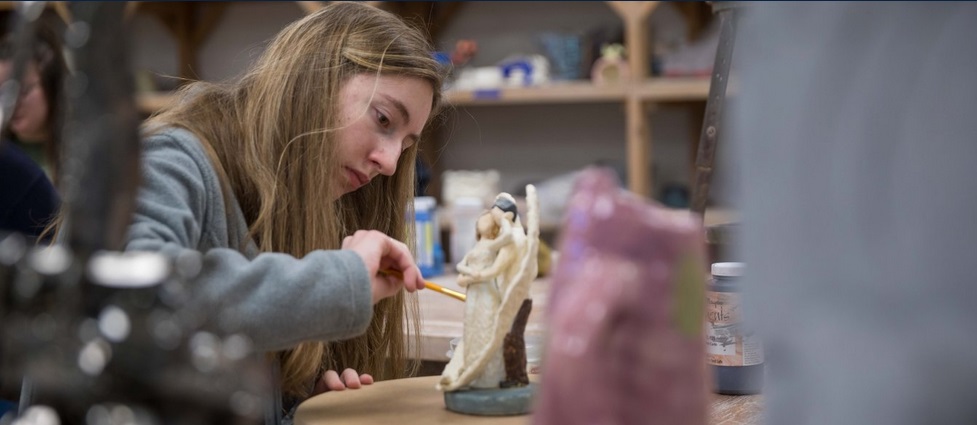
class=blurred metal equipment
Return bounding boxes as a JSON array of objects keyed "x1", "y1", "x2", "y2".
[
  {"x1": 1, "y1": 3, "x2": 271, "y2": 424},
  {"x1": 690, "y1": 2, "x2": 743, "y2": 216},
  {"x1": 59, "y1": 1, "x2": 142, "y2": 258}
]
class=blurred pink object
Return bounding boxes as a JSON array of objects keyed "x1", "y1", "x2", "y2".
[
  {"x1": 451, "y1": 39, "x2": 478, "y2": 66},
  {"x1": 534, "y1": 168, "x2": 708, "y2": 425}
]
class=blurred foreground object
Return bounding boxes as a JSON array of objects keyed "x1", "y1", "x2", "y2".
[
  {"x1": 1, "y1": 3, "x2": 270, "y2": 423},
  {"x1": 731, "y1": 3, "x2": 977, "y2": 424},
  {"x1": 535, "y1": 168, "x2": 707, "y2": 425}
]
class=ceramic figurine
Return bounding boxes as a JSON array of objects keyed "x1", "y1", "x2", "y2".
[
  {"x1": 437, "y1": 185, "x2": 540, "y2": 415},
  {"x1": 591, "y1": 43, "x2": 630, "y2": 85}
]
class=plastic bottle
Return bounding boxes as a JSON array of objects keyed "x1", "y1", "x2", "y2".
[
  {"x1": 449, "y1": 197, "x2": 483, "y2": 265},
  {"x1": 413, "y1": 197, "x2": 443, "y2": 277},
  {"x1": 706, "y1": 262, "x2": 763, "y2": 395}
]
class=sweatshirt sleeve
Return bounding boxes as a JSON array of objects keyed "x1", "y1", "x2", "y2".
[{"x1": 125, "y1": 131, "x2": 373, "y2": 351}]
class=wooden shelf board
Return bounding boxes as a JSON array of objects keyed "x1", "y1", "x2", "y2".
[
  {"x1": 636, "y1": 76, "x2": 713, "y2": 101},
  {"x1": 446, "y1": 80, "x2": 626, "y2": 106},
  {"x1": 446, "y1": 77, "x2": 712, "y2": 106},
  {"x1": 136, "y1": 78, "x2": 712, "y2": 114}
]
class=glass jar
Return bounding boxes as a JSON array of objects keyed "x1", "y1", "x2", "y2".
[{"x1": 706, "y1": 262, "x2": 763, "y2": 395}]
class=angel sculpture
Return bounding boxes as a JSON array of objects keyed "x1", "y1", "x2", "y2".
[{"x1": 438, "y1": 185, "x2": 539, "y2": 392}]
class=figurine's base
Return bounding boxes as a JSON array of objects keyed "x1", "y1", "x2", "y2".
[{"x1": 443, "y1": 383, "x2": 537, "y2": 416}]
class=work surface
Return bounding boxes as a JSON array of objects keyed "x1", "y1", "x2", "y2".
[{"x1": 294, "y1": 376, "x2": 762, "y2": 425}]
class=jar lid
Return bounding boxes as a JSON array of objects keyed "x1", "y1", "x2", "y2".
[
  {"x1": 453, "y1": 196, "x2": 484, "y2": 211},
  {"x1": 414, "y1": 196, "x2": 436, "y2": 211},
  {"x1": 711, "y1": 262, "x2": 744, "y2": 277}
]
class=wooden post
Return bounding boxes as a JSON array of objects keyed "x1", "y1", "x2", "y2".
[
  {"x1": 51, "y1": 1, "x2": 72, "y2": 23},
  {"x1": 609, "y1": 1, "x2": 659, "y2": 198},
  {"x1": 625, "y1": 97, "x2": 650, "y2": 197},
  {"x1": 140, "y1": 3, "x2": 227, "y2": 83}
]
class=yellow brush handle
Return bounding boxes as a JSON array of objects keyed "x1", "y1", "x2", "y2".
[{"x1": 379, "y1": 269, "x2": 467, "y2": 302}]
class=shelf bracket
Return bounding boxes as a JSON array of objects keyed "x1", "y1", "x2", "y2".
[{"x1": 609, "y1": 1, "x2": 659, "y2": 197}]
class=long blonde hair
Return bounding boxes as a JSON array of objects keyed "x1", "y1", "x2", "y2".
[{"x1": 144, "y1": 2, "x2": 445, "y2": 399}]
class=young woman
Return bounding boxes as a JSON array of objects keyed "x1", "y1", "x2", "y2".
[{"x1": 129, "y1": 2, "x2": 444, "y2": 418}]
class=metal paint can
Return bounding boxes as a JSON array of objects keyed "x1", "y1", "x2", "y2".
[{"x1": 706, "y1": 262, "x2": 763, "y2": 395}]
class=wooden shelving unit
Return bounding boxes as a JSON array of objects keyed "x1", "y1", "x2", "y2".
[
  {"x1": 129, "y1": 1, "x2": 718, "y2": 202},
  {"x1": 439, "y1": 2, "x2": 711, "y2": 199},
  {"x1": 3, "y1": 1, "x2": 711, "y2": 199},
  {"x1": 130, "y1": 1, "x2": 378, "y2": 114}
]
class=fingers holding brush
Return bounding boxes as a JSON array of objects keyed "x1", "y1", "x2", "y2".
[{"x1": 343, "y1": 230, "x2": 425, "y2": 304}]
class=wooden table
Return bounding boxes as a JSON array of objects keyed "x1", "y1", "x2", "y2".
[{"x1": 294, "y1": 376, "x2": 762, "y2": 425}]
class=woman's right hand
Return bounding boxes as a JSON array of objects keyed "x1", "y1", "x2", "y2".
[{"x1": 342, "y1": 230, "x2": 425, "y2": 304}]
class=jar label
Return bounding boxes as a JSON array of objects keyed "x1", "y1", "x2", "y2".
[
  {"x1": 414, "y1": 213, "x2": 434, "y2": 269},
  {"x1": 706, "y1": 291, "x2": 763, "y2": 366}
]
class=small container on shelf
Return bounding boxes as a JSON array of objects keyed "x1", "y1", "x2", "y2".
[{"x1": 590, "y1": 43, "x2": 630, "y2": 86}]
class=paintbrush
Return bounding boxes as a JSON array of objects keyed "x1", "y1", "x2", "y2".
[{"x1": 379, "y1": 269, "x2": 467, "y2": 302}]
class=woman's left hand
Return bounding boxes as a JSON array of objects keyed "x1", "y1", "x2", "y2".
[{"x1": 313, "y1": 368, "x2": 374, "y2": 395}]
